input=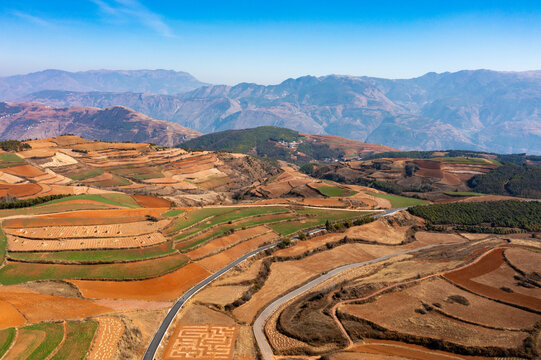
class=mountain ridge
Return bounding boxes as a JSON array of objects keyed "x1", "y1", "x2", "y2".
[
  {"x1": 11, "y1": 69, "x2": 541, "y2": 154},
  {"x1": 0, "y1": 101, "x2": 201, "y2": 146},
  {"x1": 0, "y1": 69, "x2": 208, "y2": 100}
]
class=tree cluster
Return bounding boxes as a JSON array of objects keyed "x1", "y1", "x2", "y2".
[{"x1": 408, "y1": 200, "x2": 541, "y2": 232}]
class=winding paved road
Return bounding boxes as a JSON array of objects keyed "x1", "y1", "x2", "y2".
[
  {"x1": 142, "y1": 206, "x2": 402, "y2": 359},
  {"x1": 252, "y1": 241, "x2": 461, "y2": 360}
]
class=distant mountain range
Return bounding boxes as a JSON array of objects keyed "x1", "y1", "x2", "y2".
[
  {"x1": 0, "y1": 102, "x2": 200, "y2": 146},
  {"x1": 6, "y1": 69, "x2": 541, "y2": 154},
  {"x1": 0, "y1": 69, "x2": 208, "y2": 99}
]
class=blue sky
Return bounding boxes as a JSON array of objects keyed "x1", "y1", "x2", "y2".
[{"x1": 1, "y1": 1, "x2": 540, "y2": 84}]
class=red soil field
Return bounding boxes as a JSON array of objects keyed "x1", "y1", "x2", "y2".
[
  {"x1": 350, "y1": 339, "x2": 491, "y2": 360},
  {"x1": 71, "y1": 263, "x2": 211, "y2": 301},
  {"x1": 131, "y1": 194, "x2": 171, "y2": 208},
  {"x1": 413, "y1": 159, "x2": 441, "y2": 170},
  {"x1": 41, "y1": 208, "x2": 168, "y2": 218},
  {"x1": 0, "y1": 288, "x2": 112, "y2": 323},
  {"x1": 0, "y1": 299, "x2": 26, "y2": 329},
  {"x1": 444, "y1": 248, "x2": 541, "y2": 311},
  {"x1": 0, "y1": 183, "x2": 42, "y2": 198},
  {"x1": 2, "y1": 165, "x2": 46, "y2": 177},
  {"x1": 3, "y1": 215, "x2": 148, "y2": 228}
]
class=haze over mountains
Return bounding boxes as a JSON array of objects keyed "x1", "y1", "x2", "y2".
[
  {"x1": 3, "y1": 69, "x2": 541, "y2": 154},
  {"x1": 0, "y1": 69, "x2": 208, "y2": 99}
]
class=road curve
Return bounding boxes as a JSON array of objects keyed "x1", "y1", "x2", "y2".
[
  {"x1": 143, "y1": 242, "x2": 276, "y2": 359},
  {"x1": 252, "y1": 242, "x2": 458, "y2": 360},
  {"x1": 143, "y1": 206, "x2": 405, "y2": 359}
]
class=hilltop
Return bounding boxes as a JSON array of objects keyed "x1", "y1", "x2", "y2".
[
  {"x1": 179, "y1": 126, "x2": 396, "y2": 163},
  {"x1": 0, "y1": 102, "x2": 201, "y2": 147}
]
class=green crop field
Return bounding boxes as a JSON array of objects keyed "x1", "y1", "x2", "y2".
[
  {"x1": 0, "y1": 227, "x2": 6, "y2": 264},
  {"x1": 167, "y1": 207, "x2": 235, "y2": 234},
  {"x1": 0, "y1": 153, "x2": 24, "y2": 163},
  {"x1": 162, "y1": 209, "x2": 185, "y2": 217},
  {"x1": 8, "y1": 244, "x2": 176, "y2": 264},
  {"x1": 177, "y1": 212, "x2": 294, "y2": 249},
  {"x1": 68, "y1": 168, "x2": 104, "y2": 180},
  {"x1": 0, "y1": 252, "x2": 188, "y2": 285},
  {"x1": 23, "y1": 322, "x2": 64, "y2": 360},
  {"x1": 269, "y1": 208, "x2": 372, "y2": 235},
  {"x1": 0, "y1": 328, "x2": 15, "y2": 358},
  {"x1": 0, "y1": 202, "x2": 119, "y2": 218},
  {"x1": 368, "y1": 192, "x2": 427, "y2": 208},
  {"x1": 174, "y1": 206, "x2": 289, "y2": 241},
  {"x1": 42, "y1": 193, "x2": 141, "y2": 209},
  {"x1": 51, "y1": 321, "x2": 97, "y2": 360},
  {"x1": 430, "y1": 157, "x2": 502, "y2": 166},
  {"x1": 444, "y1": 191, "x2": 486, "y2": 197},
  {"x1": 110, "y1": 166, "x2": 164, "y2": 180}
]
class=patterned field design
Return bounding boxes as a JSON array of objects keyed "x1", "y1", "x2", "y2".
[
  {"x1": 87, "y1": 316, "x2": 125, "y2": 360},
  {"x1": 163, "y1": 325, "x2": 238, "y2": 360}
]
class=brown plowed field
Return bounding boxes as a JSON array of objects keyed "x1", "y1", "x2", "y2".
[
  {"x1": 2, "y1": 165, "x2": 46, "y2": 177},
  {"x1": 8, "y1": 232, "x2": 167, "y2": 251},
  {"x1": 186, "y1": 226, "x2": 270, "y2": 260},
  {"x1": 416, "y1": 168, "x2": 444, "y2": 179},
  {"x1": 0, "y1": 288, "x2": 112, "y2": 323},
  {"x1": 6, "y1": 220, "x2": 168, "y2": 239},
  {"x1": 437, "y1": 172, "x2": 461, "y2": 186},
  {"x1": 273, "y1": 233, "x2": 344, "y2": 257},
  {"x1": 71, "y1": 263, "x2": 211, "y2": 301},
  {"x1": 86, "y1": 316, "x2": 125, "y2": 360},
  {"x1": 131, "y1": 194, "x2": 171, "y2": 208},
  {"x1": 414, "y1": 160, "x2": 441, "y2": 170},
  {"x1": 196, "y1": 232, "x2": 279, "y2": 273},
  {"x1": 505, "y1": 248, "x2": 541, "y2": 274},
  {"x1": 469, "y1": 261, "x2": 541, "y2": 298},
  {"x1": 195, "y1": 285, "x2": 251, "y2": 307},
  {"x1": 349, "y1": 339, "x2": 491, "y2": 360},
  {"x1": 344, "y1": 221, "x2": 409, "y2": 245},
  {"x1": 0, "y1": 183, "x2": 42, "y2": 198},
  {"x1": 399, "y1": 278, "x2": 539, "y2": 329},
  {"x1": 414, "y1": 232, "x2": 464, "y2": 244},
  {"x1": 444, "y1": 248, "x2": 541, "y2": 311},
  {"x1": 215, "y1": 259, "x2": 264, "y2": 286},
  {"x1": 0, "y1": 299, "x2": 26, "y2": 328},
  {"x1": 341, "y1": 293, "x2": 528, "y2": 348}
]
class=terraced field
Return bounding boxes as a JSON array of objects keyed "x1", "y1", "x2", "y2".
[{"x1": 1, "y1": 135, "x2": 532, "y2": 360}]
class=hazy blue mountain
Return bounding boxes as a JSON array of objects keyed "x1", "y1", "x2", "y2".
[
  {"x1": 19, "y1": 70, "x2": 541, "y2": 154},
  {"x1": 0, "y1": 69, "x2": 208, "y2": 100}
]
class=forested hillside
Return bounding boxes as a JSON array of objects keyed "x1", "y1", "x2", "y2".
[
  {"x1": 409, "y1": 201, "x2": 541, "y2": 232},
  {"x1": 468, "y1": 164, "x2": 541, "y2": 198}
]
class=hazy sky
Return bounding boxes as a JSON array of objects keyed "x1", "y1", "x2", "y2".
[{"x1": 1, "y1": 0, "x2": 540, "y2": 84}]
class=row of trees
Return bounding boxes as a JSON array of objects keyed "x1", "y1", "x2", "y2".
[{"x1": 0, "y1": 194, "x2": 69, "y2": 209}]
